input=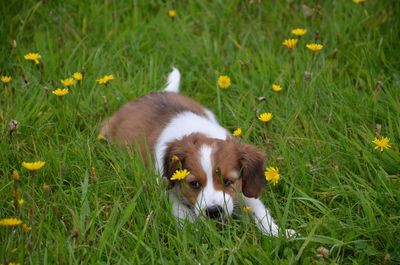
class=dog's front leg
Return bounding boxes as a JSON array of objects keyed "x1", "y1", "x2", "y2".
[
  {"x1": 169, "y1": 192, "x2": 195, "y2": 223},
  {"x1": 243, "y1": 196, "x2": 295, "y2": 237}
]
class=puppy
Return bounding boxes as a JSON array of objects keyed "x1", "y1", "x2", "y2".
[{"x1": 101, "y1": 68, "x2": 295, "y2": 237}]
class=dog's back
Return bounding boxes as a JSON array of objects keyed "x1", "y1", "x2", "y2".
[{"x1": 100, "y1": 69, "x2": 212, "y2": 161}]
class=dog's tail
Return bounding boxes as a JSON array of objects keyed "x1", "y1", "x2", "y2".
[{"x1": 163, "y1": 67, "x2": 180, "y2": 93}]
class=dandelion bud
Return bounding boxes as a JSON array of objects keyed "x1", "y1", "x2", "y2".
[
  {"x1": 11, "y1": 170, "x2": 20, "y2": 181},
  {"x1": 22, "y1": 223, "x2": 32, "y2": 233},
  {"x1": 91, "y1": 166, "x2": 98, "y2": 182},
  {"x1": 375, "y1": 80, "x2": 383, "y2": 90},
  {"x1": 384, "y1": 254, "x2": 390, "y2": 263},
  {"x1": 316, "y1": 246, "x2": 330, "y2": 259},
  {"x1": 242, "y1": 206, "x2": 252, "y2": 213},
  {"x1": 71, "y1": 227, "x2": 79, "y2": 239},
  {"x1": 335, "y1": 32, "x2": 340, "y2": 42},
  {"x1": 18, "y1": 198, "x2": 25, "y2": 206},
  {"x1": 43, "y1": 183, "x2": 51, "y2": 194},
  {"x1": 97, "y1": 133, "x2": 107, "y2": 141},
  {"x1": 375, "y1": 123, "x2": 382, "y2": 136},
  {"x1": 303, "y1": 71, "x2": 312, "y2": 80},
  {"x1": 374, "y1": 80, "x2": 383, "y2": 96}
]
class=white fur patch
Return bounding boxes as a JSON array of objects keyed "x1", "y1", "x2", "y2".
[
  {"x1": 154, "y1": 111, "x2": 229, "y2": 175},
  {"x1": 204, "y1": 109, "x2": 219, "y2": 124},
  {"x1": 163, "y1": 67, "x2": 180, "y2": 93},
  {"x1": 194, "y1": 145, "x2": 234, "y2": 217}
]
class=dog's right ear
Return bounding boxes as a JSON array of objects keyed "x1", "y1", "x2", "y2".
[
  {"x1": 162, "y1": 141, "x2": 185, "y2": 188},
  {"x1": 239, "y1": 143, "x2": 266, "y2": 198}
]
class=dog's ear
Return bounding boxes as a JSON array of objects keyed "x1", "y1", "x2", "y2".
[
  {"x1": 239, "y1": 144, "x2": 266, "y2": 198},
  {"x1": 162, "y1": 141, "x2": 185, "y2": 188}
]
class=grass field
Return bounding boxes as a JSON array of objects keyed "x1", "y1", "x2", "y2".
[{"x1": 1, "y1": 0, "x2": 399, "y2": 264}]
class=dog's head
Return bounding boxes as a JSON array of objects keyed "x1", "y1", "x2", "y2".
[{"x1": 163, "y1": 133, "x2": 266, "y2": 219}]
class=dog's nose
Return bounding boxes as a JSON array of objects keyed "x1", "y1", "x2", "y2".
[{"x1": 205, "y1": 206, "x2": 223, "y2": 219}]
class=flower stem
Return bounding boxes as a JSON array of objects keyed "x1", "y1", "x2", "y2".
[
  {"x1": 290, "y1": 49, "x2": 296, "y2": 86},
  {"x1": 216, "y1": 83, "x2": 222, "y2": 119}
]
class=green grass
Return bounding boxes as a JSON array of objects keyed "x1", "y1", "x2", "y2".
[{"x1": 1, "y1": 0, "x2": 399, "y2": 264}]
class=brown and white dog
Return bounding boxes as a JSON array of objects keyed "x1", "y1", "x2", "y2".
[{"x1": 101, "y1": 68, "x2": 295, "y2": 237}]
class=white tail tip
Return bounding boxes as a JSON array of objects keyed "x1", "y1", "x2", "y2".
[{"x1": 164, "y1": 67, "x2": 180, "y2": 93}]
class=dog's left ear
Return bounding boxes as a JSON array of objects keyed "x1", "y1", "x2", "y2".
[
  {"x1": 239, "y1": 144, "x2": 267, "y2": 198},
  {"x1": 162, "y1": 141, "x2": 186, "y2": 189}
]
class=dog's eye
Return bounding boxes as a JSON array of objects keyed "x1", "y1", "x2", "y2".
[
  {"x1": 189, "y1": 181, "x2": 201, "y2": 190},
  {"x1": 223, "y1": 179, "x2": 233, "y2": 186}
]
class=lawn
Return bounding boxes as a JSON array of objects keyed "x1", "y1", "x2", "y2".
[{"x1": 1, "y1": 0, "x2": 399, "y2": 264}]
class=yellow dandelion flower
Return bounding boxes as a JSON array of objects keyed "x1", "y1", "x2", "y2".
[
  {"x1": 96, "y1": 74, "x2": 114, "y2": 85},
  {"x1": 242, "y1": 206, "x2": 252, "y2": 213},
  {"x1": 272, "y1": 84, "x2": 282, "y2": 92},
  {"x1": 24, "y1": 52, "x2": 41, "y2": 64},
  {"x1": 1, "y1": 76, "x2": 12, "y2": 84},
  {"x1": 171, "y1": 169, "x2": 190, "y2": 181},
  {"x1": 73, "y1": 72, "x2": 83, "y2": 81},
  {"x1": 264, "y1": 167, "x2": 280, "y2": 185},
  {"x1": 8, "y1": 262, "x2": 21, "y2": 265},
  {"x1": 52, "y1": 88, "x2": 69, "y2": 96},
  {"x1": 372, "y1": 136, "x2": 391, "y2": 151},
  {"x1": 232, "y1": 128, "x2": 242, "y2": 137},
  {"x1": 0, "y1": 218, "x2": 23, "y2": 227},
  {"x1": 22, "y1": 161, "x2": 45, "y2": 171},
  {"x1": 218, "y1": 75, "x2": 231, "y2": 89},
  {"x1": 12, "y1": 170, "x2": 20, "y2": 181},
  {"x1": 258, "y1": 112, "x2": 273, "y2": 122},
  {"x1": 353, "y1": 0, "x2": 366, "y2": 3},
  {"x1": 282, "y1": 39, "x2": 298, "y2": 49},
  {"x1": 61, "y1": 78, "x2": 76, "y2": 87},
  {"x1": 168, "y1": 9, "x2": 176, "y2": 18},
  {"x1": 291, "y1": 28, "x2": 307, "y2": 37},
  {"x1": 22, "y1": 223, "x2": 32, "y2": 233},
  {"x1": 306, "y1": 43, "x2": 324, "y2": 52}
]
